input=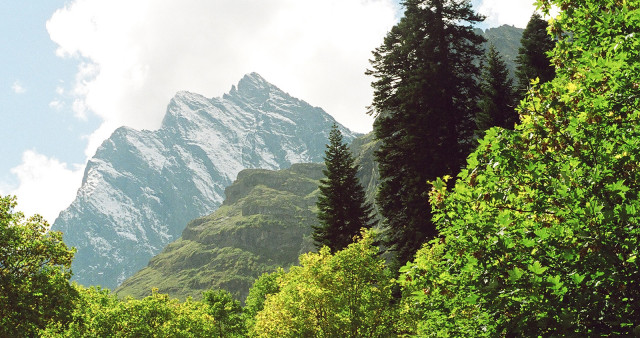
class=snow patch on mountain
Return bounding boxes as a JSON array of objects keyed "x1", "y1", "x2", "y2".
[{"x1": 53, "y1": 73, "x2": 358, "y2": 289}]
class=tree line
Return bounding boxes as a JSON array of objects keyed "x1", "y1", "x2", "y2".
[{"x1": 315, "y1": 7, "x2": 556, "y2": 269}]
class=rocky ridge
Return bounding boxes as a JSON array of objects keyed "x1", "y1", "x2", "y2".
[{"x1": 53, "y1": 73, "x2": 357, "y2": 289}]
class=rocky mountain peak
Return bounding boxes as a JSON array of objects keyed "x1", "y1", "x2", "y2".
[
  {"x1": 225, "y1": 72, "x2": 289, "y2": 107},
  {"x1": 53, "y1": 73, "x2": 358, "y2": 290},
  {"x1": 237, "y1": 72, "x2": 273, "y2": 92}
]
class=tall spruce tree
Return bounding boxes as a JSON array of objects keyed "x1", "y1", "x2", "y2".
[
  {"x1": 367, "y1": 0, "x2": 485, "y2": 267},
  {"x1": 313, "y1": 124, "x2": 374, "y2": 252},
  {"x1": 476, "y1": 44, "x2": 517, "y2": 136},
  {"x1": 515, "y1": 13, "x2": 555, "y2": 96}
]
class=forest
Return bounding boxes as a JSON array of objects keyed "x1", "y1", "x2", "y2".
[{"x1": 2, "y1": 0, "x2": 640, "y2": 336}]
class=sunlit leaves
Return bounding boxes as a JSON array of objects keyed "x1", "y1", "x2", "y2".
[
  {"x1": 254, "y1": 230, "x2": 396, "y2": 337},
  {"x1": 0, "y1": 195, "x2": 77, "y2": 337},
  {"x1": 41, "y1": 286, "x2": 223, "y2": 337},
  {"x1": 527, "y1": 261, "x2": 548, "y2": 275},
  {"x1": 400, "y1": 0, "x2": 640, "y2": 335}
]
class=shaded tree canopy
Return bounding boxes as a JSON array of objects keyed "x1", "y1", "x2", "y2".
[
  {"x1": 515, "y1": 12, "x2": 556, "y2": 96},
  {"x1": 476, "y1": 43, "x2": 518, "y2": 136},
  {"x1": 367, "y1": 0, "x2": 485, "y2": 267}
]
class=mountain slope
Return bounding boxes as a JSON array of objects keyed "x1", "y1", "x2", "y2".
[
  {"x1": 52, "y1": 73, "x2": 357, "y2": 290},
  {"x1": 115, "y1": 163, "x2": 323, "y2": 301},
  {"x1": 116, "y1": 132, "x2": 378, "y2": 301}
]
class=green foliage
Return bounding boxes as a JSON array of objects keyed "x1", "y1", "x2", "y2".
[
  {"x1": 0, "y1": 195, "x2": 78, "y2": 337},
  {"x1": 42, "y1": 286, "x2": 220, "y2": 337},
  {"x1": 476, "y1": 44, "x2": 518, "y2": 136},
  {"x1": 243, "y1": 269, "x2": 284, "y2": 332},
  {"x1": 397, "y1": 243, "x2": 496, "y2": 336},
  {"x1": 202, "y1": 289, "x2": 245, "y2": 337},
  {"x1": 367, "y1": 0, "x2": 486, "y2": 268},
  {"x1": 515, "y1": 12, "x2": 555, "y2": 96},
  {"x1": 313, "y1": 124, "x2": 375, "y2": 251},
  {"x1": 401, "y1": 0, "x2": 640, "y2": 335},
  {"x1": 253, "y1": 230, "x2": 396, "y2": 337}
]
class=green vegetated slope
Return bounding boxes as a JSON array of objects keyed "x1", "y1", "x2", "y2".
[
  {"x1": 115, "y1": 163, "x2": 323, "y2": 301},
  {"x1": 116, "y1": 133, "x2": 379, "y2": 302},
  {"x1": 350, "y1": 131, "x2": 381, "y2": 221}
]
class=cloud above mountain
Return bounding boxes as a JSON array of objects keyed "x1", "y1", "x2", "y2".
[
  {"x1": 46, "y1": 0, "x2": 399, "y2": 161},
  {"x1": 6, "y1": 0, "x2": 545, "y2": 223},
  {"x1": 475, "y1": 0, "x2": 543, "y2": 28}
]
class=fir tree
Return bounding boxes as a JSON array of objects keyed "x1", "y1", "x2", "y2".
[
  {"x1": 476, "y1": 44, "x2": 517, "y2": 136},
  {"x1": 313, "y1": 124, "x2": 374, "y2": 252},
  {"x1": 515, "y1": 13, "x2": 555, "y2": 96},
  {"x1": 367, "y1": 0, "x2": 485, "y2": 267}
]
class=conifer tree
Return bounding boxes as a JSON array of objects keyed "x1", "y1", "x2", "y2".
[
  {"x1": 367, "y1": 0, "x2": 485, "y2": 267},
  {"x1": 476, "y1": 44, "x2": 517, "y2": 136},
  {"x1": 313, "y1": 124, "x2": 374, "y2": 252},
  {"x1": 515, "y1": 13, "x2": 555, "y2": 96}
]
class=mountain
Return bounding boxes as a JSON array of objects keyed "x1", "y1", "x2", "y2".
[
  {"x1": 115, "y1": 163, "x2": 323, "y2": 301},
  {"x1": 116, "y1": 132, "x2": 379, "y2": 302},
  {"x1": 52, "y1": 73, "x2": 358, "y2": 290},
  {"x1": 477, "y1": 24, "x2": 525, "y2": 79},
  {"x1": 350, "y1": 132, "x2": 380, "y2": 208}
]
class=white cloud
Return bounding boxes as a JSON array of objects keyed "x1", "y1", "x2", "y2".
[
  {"x1": 474, "y1": 0, "x2": 557, "y2": 29},
  {"x1": 49, "y1": 99, "x2": 64, "y2": 111},
  {"x1": 12, "y1": 81, "x2": 26, "y2": 94},
  {"x1": 475, "y1": 0, "x2": 536, "y2": 28},
  {"x1": 46, "y1": 0, "x2": 399, "y2": 161},
  {"x1": 2, "y1": 150, "x2": 84, "y2": 224},
  {"x1": 31, "y1": 0, "x2": 556, "y2": 224}
]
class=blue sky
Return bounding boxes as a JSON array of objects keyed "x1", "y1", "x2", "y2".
[
  {"x1": 1, "y1": 0, "x2": 543, "y2": 222},
  {"x1": 0, "y1": 2, "x2": 94, "y2": 176}
]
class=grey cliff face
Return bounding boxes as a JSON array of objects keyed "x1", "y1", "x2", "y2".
[{"x1": 52, "y1": 73, "x2": 358, "y2": 289}]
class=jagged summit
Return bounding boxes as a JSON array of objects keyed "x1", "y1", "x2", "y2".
[
  {"x1": 236, "y1": 72, "x2": 274, "y2": 92},
  {"x1": 225, "y1": 72, "x2": 299, "y2": 108},
  {"x1": 53, "y1": 73, "x2": 358, "y2": 290}
]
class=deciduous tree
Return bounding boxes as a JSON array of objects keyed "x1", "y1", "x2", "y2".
[
  {"x1": 254, "y1": 230, "x2": 396, "y2": 337},
  {"x1": 0, "y1": 195, "x2": 77, "y2": 337},
  {"x1": 42, "y1": 286, "x2": 220, "y2": 337},
  {"x1": 202, "y1": 289, "x2": 245, "y2": 337}
]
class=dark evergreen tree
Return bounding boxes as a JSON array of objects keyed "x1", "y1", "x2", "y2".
[
  {"x1": 515, "y1": 13, "x2": 555, "y2": 96},
  {"x1": 366, "y1": 0, "x2": 485, "y2": 267},
  {"x1": 476, "y1": 44, "x2": 518, "y2": 136},
  {"x1": 313, "y1": 124, "x2": 374, "y2": 252}
]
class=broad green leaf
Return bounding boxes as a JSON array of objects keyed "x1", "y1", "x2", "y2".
[
  {"x1": 522, "y1": 238, "x2": 536, "y2": 247},
  {"x1": 465, "y1": 293, "x2": 479, "y2": 305},
  {"x1": 508, "y1": 267, "x2": 524, "y2": 281},
  {"x1": 571, "y1": 273, "x2": 586, "y2": 284},
  {"x1": 528, "y1": 261, "x2": 548, "y2": 275},
  {"x1": 534, "y1": 228, "x2": 550, "y2": 240}
]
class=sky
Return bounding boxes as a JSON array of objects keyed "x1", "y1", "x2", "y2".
[{"x1": 0, "y1": 0, "x2": 546, "y2": 223}]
